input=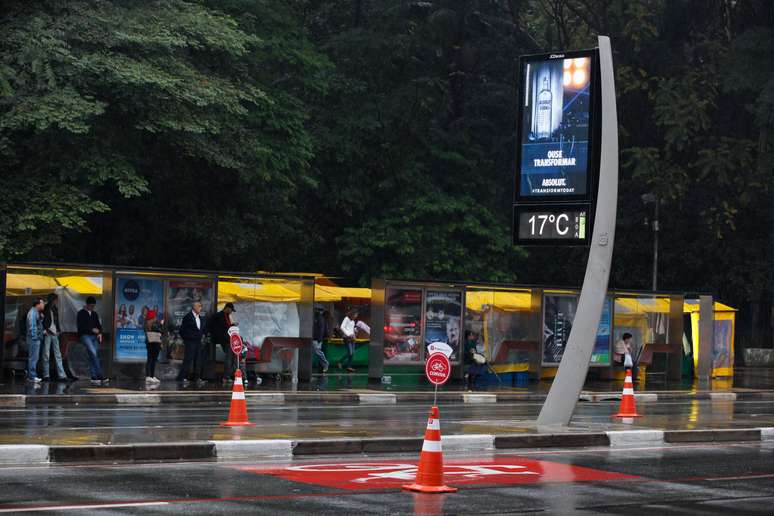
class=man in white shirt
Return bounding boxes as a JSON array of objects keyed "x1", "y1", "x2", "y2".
[{"x1": 337, "y1": 308, "x2": 358, "y2": 373}]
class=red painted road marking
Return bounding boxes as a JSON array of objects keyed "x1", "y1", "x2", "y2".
[
  {"x1": 239, "y1": 456, "x2": 637, "y2": 490},
  {"x1": 6, "y1": 469, "x2": 774, "y2": 512}
]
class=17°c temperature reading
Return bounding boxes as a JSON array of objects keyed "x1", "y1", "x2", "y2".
[{"x1": 527, "y1": 213, "x2": 571, "y2": 236}]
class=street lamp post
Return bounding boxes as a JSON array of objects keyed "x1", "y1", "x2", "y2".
[{"x1": 642, "y1": 193, "x2": 659, "y2": 292}]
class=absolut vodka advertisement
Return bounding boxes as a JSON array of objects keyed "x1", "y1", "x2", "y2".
[
  {"x1": 543, "y1": 294, "x2": 577, "y2": 364},
  {"x1": 519, "y1": 54, "x2": 593, "y2": 197},
  {"x1": 543, "y1": 294, "x2": 612, "y2": 365}
]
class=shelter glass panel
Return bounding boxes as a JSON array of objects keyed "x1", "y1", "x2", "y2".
[
  {"x1": 216, "y1": 277, "x2": 312, "y2": 375},
  {"x1": 613, "y1": 294, "x2": 672, "y2": 369},
  {"x1": 3, "y1": 266, "x2": 109, "y2": 376},
  {"x1": 464, "y1": 289, "x2": 537, "y2": 373}
]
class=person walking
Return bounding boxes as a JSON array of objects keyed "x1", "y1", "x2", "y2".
[
  {"x1": 312, "y1": 307, "x2": 329, "y2": 374},
  {"x1": 177, "y1": 301, "x2": 206, "y2": 386},
  {"x1": 41, "y1": 293, "x2": 67, "y2": 382},
  {"x1": 337, "y1": 308, "x2": 358, "y2": 373},
  {"x1": 25, "y1": 298, "x2": 45, "y2": 383},
  {"x1": 144, "y1": 310, "x2": 163, "y2": 384},
  {"x1": 614, "y1": 332, "x2": 639, "y2": 384},
  {"x1": 77, "y1": 296, "x2": 108, "y2": 386},
  {"x1": 210, "y1": 302, "x2": 246, "y2": 385}
]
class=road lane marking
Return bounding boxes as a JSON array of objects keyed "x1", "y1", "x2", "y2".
[{"x1": 0, "y1": 501, "x2": 169, "y2": 512}]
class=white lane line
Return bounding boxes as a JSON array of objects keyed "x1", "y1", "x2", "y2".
[
  {"x1": 705, "y1": 473, "x2": 774, "y2": 482},
  {"x1": 0, "y1": 501, "x2": 169, "y2": 512}
]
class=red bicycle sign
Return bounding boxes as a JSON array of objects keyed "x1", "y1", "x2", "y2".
[
  {"x1": 230, "y1": 333, "x2": 243, "y2": 355},
  {"x1": 425, "y1": 352, "x2": 451, "y2": 386}
]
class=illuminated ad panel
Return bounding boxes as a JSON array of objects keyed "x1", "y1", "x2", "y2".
[{"x1": 517, "y1": 51, "x2": 596, "y2": 199}]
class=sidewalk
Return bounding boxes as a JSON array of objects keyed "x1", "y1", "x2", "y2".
[{"x1": 1, "y1": 367, "x2": 772, "y2": 407}]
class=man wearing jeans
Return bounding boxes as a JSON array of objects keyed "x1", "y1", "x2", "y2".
[
  {"x1": 26, "y1": 298, "x2": 45, "y2": 383},
  {"x1": 77, "y1": 296, "x2": 108, "y2": 386},
  {"x1": 312, "y1": 307, "x2": 329, "y2": 374},
  {"x1": 337, "y1": 308, "x2": 358, "y2": 373},
  {"x1": 42, "y1": 293, "x2": 67, "y2": 381}
]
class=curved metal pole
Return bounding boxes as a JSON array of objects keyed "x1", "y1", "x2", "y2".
[{"x1": 537, "y1": 36, "x2": 619, "y2": 426}]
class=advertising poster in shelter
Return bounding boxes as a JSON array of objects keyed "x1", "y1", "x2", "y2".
[
  {"x1": 519, "y1": 54, "x2": 593, "y2": 198},
  {"x1": 384, "y1": 289, "x2": 423, "y2": 363},
  {"x1": 424, "y1": 290, "x2": 462, "y2": 361},
  {"x1": 544, "y1": 294, "x2": 613, "y2": 365},
  {"x1": 590, "y1": 297, "x2": 612, "y2": 365},
  {"x1": 713, "y1": 319, "x2": 733, "y2": 371},
  {"x1": 166, "y1": 280, "x2": 214, "y2": 360},
  {"x1": 115, "y1": 277, "x2": 164, "y2": 361},
  {"x1": 542, "y1": 294, "x2": 577, "y2": 364}
]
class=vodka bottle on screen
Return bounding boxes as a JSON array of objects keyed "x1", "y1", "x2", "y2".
[{"x1": 536, "y1": 77, "x2": 552, "y2": 140}]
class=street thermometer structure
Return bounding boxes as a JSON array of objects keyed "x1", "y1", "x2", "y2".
[{"x1": 512, "y1": 36, "x2": 618, "y2": 426}]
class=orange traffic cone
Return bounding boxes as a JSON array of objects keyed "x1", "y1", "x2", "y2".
[
  {"x1": 221, "y1": 370, "x2": 255, "y2": 427},
  {"x1": 614, "y1": 368, "x2": 641, "y2": 418},
  {"x1": 402, "y1": 406, "x2": 458, "y2": 494}
]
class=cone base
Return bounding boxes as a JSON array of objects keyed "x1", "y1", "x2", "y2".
[
  {"x1": 402, "y1": 483, "x2": 458, "y2": 493},
  {"x1": 220, "y1": 421, "x2": 256, "y2": 427},
  {"x1": 613, "y1": 412, "x2": 641, "y2": 418}
]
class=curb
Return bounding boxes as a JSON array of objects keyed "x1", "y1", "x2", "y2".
[
  {"x1": 7, "y1": 389, "x2": 774, "y2": 407},
  {"x1": 0, "y1": 427, "x2": 771, "y2": 466}
]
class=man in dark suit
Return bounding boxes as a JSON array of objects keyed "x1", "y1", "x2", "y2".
[
  {"x1": 176, "y1": 301, "x2": 206, "y2": 386},
  {"x1": 209, "y1": 302, "x2": 246, "y2": 385}
]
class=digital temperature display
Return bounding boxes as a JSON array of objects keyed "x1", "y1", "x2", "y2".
[{"x1": 514, "y1": 204, "x2": 591, "y2": 245}]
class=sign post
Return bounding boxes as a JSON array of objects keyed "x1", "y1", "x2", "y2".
[
  {"x1": 426, "y1": 342, "x2": 452, "y2": 406},
  {"x1": 228, "y1": 326, "x2": 243, "y2": 374}
]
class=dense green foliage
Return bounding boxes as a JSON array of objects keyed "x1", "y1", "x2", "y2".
[{"x1": 1, "y1": 1, "x2": 772, "y2": 343}]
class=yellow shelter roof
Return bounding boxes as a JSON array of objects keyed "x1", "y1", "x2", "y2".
[
  {"x1": 465, "y1": 291, "x2": 532, "y2": 312},
  {"x1": 314, "y1": 285, "x2": 371, "y2": 302},
  {"x1": 217, "y1": 280, "x2": 302, "y2": 303}
]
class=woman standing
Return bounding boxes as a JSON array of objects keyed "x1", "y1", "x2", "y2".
[{"x1": 144, "y1": 310, "x2": 163, "y2": 384}]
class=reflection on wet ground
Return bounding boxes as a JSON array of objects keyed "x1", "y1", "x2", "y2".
[
  {"x1": 1, "y1": 397, "x2": 773, "y2": 445},
  {"x1": 2, "y1": 367, "x2": 772, "y2": 396}
]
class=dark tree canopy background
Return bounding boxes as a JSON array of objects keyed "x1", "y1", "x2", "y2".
[{"x1": 1, "y1": 0, "x2": 772, "y2": 348}]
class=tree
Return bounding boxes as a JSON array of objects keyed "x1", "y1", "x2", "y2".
[
  {"x1": 0, "y1": 0, "x2": 329, "y2": 270},
  {"x1": 304, "y1": 0, "x2": 532, "y2": 284}
]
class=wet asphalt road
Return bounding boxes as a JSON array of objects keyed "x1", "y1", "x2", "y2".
[
  {"x1": 1, "y1": 442, "x2": 774, "y2": 514},
  {"x1": 2, "y1": 398, "x2": 774, "y2": 444}
]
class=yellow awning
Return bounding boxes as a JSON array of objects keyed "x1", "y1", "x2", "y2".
[
  {"x1": 217, "y1": 280, "x2": 302, "y2": 303},
  {"x1": 466, "y1": 291, "x2": 532, "y2": 312},
  {"x1": 55, "y1": 276, "x2": 103, "y2": 295},
  {"x1": 614, "y1": 297, "x2": 671, "y2": 314},
  {"x1": 5, "y1": 274, "x2": 59, "y2": 296},
  {"x1": 314, "y1": 285, "x2": 371, "y2": 302},
  {"x1": 683, "y1": 301, "x2": 736, "y2": 313}
]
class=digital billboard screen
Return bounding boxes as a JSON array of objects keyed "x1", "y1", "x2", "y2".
[{"x1": 517, "y1": 50, "x2": 596, "y2": 199}]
